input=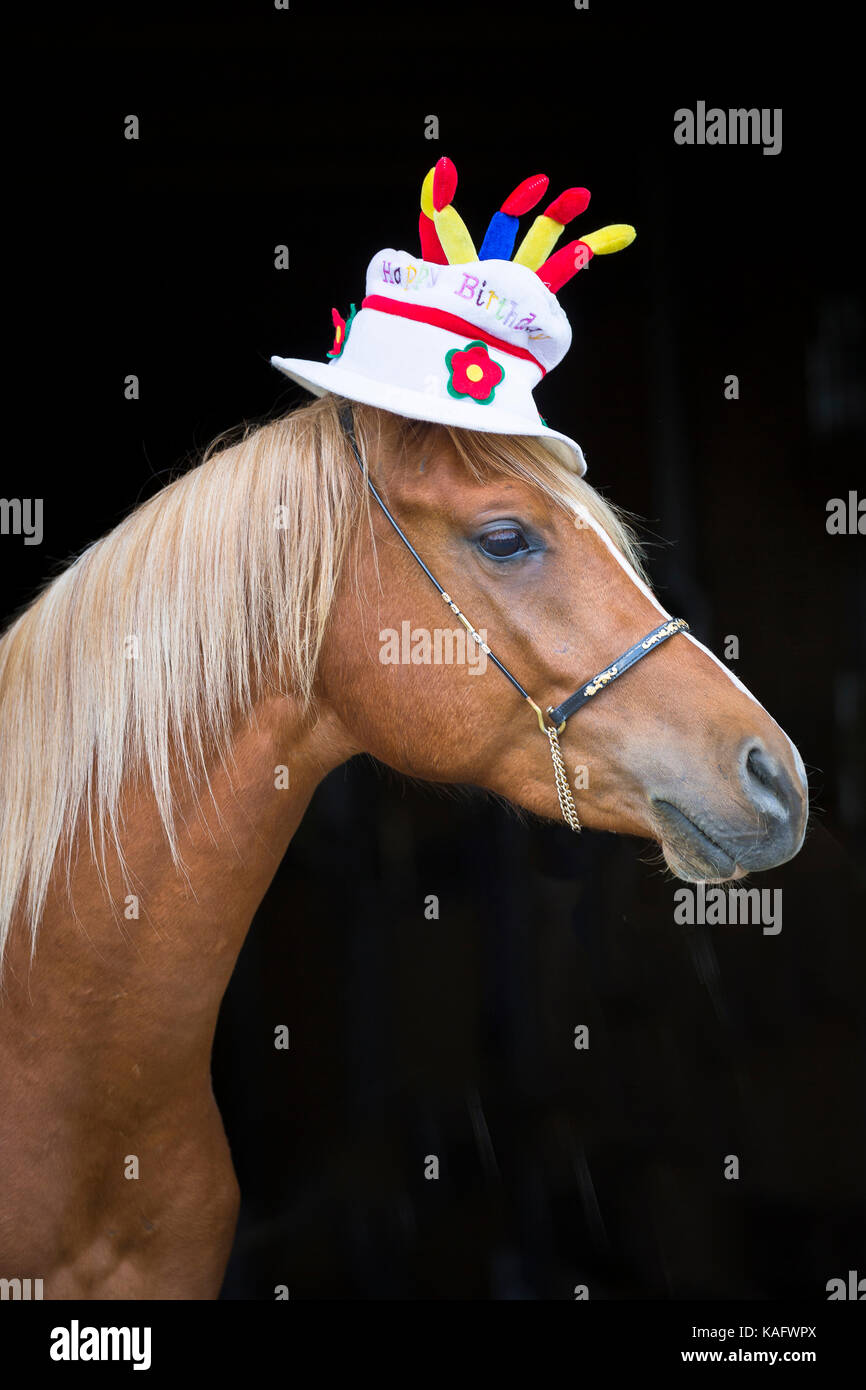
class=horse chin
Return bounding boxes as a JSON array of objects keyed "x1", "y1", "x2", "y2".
[
  {"x1": 660, "y1": 838, "x2": 746, "y2": 885},
  {"x1": 653, "y1": 801, "x2": 746, "y2": 883}
]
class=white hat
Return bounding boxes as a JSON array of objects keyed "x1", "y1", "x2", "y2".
[{"x1": 270, "y1": 160, "x2": 636, "y2": 477}]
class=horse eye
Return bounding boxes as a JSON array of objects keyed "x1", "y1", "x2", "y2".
[{"x1": 478, "y1": 526, "x2": 530, "y2": 558}]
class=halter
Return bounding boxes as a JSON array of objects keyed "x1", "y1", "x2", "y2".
[{"x1": 339, "y1": 405, "x2": 688, "y2": 833}]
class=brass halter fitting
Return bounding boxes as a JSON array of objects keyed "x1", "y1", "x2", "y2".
[{"x1": 525, "y1": 697, "x2": 549, "y2": 735}]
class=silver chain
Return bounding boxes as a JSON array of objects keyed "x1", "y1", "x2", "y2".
[{"x1": 544, "y1": 725, "x2": 582, "y2": 833}]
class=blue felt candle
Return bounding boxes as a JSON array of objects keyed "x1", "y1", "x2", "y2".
[{"x1": 479, "y1": 211, "x2": 519, "y2": 261}]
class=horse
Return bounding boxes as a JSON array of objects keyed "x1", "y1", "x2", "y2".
[{"x1": 0, "y1": 393, "x2": 808, "y2": 1298}]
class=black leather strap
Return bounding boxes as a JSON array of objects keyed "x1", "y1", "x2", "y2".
[
  {"x1": 339, "y1": 403, "x2": 534, "y2": 703},
  {"x1": 548, "y1": 617, "x2": 689, "y2": 727},
  {"x1": 338, "y1": 402, "x2": 688, "y2": 734}
]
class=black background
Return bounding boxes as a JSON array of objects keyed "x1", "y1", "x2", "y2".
[{"x1": 8, "y1": 2, "x2": 865, "y2": 1300}]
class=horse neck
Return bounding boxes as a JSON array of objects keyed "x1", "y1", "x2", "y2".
[{"x1": 4, "y1": 693, "x2": 354, "y2": 1038}]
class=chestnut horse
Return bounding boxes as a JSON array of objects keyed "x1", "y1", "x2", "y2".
[{"x1": 0, "y1": 394, "x2": 807, "y2": 1298}]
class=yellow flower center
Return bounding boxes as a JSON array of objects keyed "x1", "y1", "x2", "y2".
[{"x1": 465, "y1": 363, "x2": 484, "y2": 382}]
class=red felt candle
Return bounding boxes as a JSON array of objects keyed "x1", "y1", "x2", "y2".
[
  {"x1": 542, "y1": 187, "x2": 591, "y2": 225},
  {"x1": 536, "y1": 239, "x2": 594, "y2": 292},
  {"x1": 432, "y1": 156, "x2": 458, "y2": 212},
  {"x1": 419, "y1": 211, "x2": 448, "y2": 264},
  {"x1": 500, "y1": 174, "x2": 549, "y2": 216}
]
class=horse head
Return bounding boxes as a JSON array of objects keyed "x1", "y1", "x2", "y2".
[{"x1": 316, "y1": 398, "x2": 808, "y2": 880}]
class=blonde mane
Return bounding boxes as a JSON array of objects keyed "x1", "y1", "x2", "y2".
[{"x1": 0, "y1": 394, "x2": 644, "y2": 962}]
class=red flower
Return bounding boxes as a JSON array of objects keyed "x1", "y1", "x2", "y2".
[
  {"x1": 445, "y1": 341, "x2": 504, "y2": 404},
  {"x1": 327, "y1": 303, "x2": 356, "y2": 359}
]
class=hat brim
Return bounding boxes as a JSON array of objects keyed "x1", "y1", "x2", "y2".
[{"x1": 270, "y1": 355, "x2": 587, "y2": 476}]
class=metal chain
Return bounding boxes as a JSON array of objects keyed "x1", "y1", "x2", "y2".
[{"x1": 544, "y1": 725, "x2": 582, "y2": 833}]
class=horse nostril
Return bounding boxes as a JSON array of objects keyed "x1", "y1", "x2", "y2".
[
  {"x1": 741, "y1": 742, "x2": 791, "y2": 820},
  {"x1": 746, "y1": 745, "x2": 776, "y2": 789}
]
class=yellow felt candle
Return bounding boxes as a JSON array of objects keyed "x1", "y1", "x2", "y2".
[
  {"x1": 580, "y1": 224, "x2": 636, "y2": 255},
  {"x1": 512, "y1": 215, "x2": 565, "y2": 270},
  {"x1": 433, "y1": 205, "x2": 478, "y2": 264},
  {"x1": 512, "y1": 188, "x2": 591, "y2": 270},
  {"x1": 420, "y1": 167, "x2": 436, "y2": 218}
]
